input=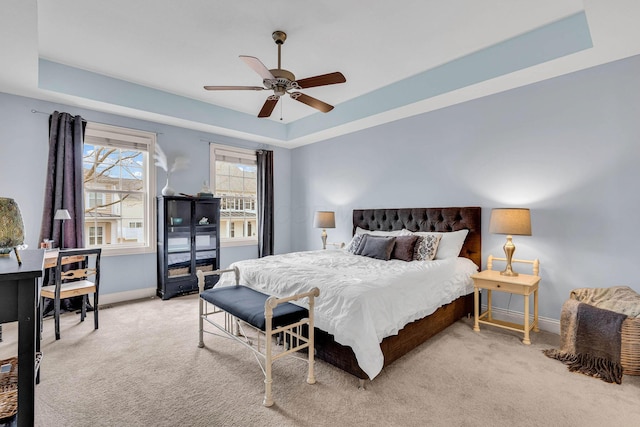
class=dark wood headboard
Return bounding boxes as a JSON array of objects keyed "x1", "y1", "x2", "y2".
[{"x1": 352, "y1": 207, "x2": 481, "y2": 267}]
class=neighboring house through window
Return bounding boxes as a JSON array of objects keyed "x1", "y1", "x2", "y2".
[
  {"x1": 210, "y1": 144, "x2": 258, "y2": 247},
  {"x1": 83, "y1": 123, "x2": 156, "y2": 255}
]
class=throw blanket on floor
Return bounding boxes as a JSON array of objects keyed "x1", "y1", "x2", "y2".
[{"x1": 544, "y1": 298, "x2": 628, "y2": 384}]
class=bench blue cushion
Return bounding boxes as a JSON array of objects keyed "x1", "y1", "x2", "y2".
[{"x1": 200, "y1": 285, "x2": 308, "y2": 331}]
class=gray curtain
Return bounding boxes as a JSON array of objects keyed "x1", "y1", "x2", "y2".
[
  {"x1": 39, "y1": 111, "x2": 86, "y2": 249},
  {"x1": 39, "y1": 111, "x2": 86, "y2": 315},
  {"x1": 257, "y1": 150, "x2": 274, "y2": 257}
]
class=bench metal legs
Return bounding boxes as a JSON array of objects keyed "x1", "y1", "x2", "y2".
[{"x1": 196, "y1": 268, "x2": 319, "y2": 407}]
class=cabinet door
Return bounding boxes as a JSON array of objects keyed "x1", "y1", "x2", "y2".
[
  {"x1": 165, "y1": 198, "x2": 192, "y2": 279},
  {"x1": 194, "y1": 200, "x2": 218, "y2": 274}
]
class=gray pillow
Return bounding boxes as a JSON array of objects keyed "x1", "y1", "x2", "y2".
[
  {"x1": 392, "y1": 235, "x2": 419, "y2": 262},
  {"x1": 357, "y1": 235, "x2": 396, "y2": 261}
]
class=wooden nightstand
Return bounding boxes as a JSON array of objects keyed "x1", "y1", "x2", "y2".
[{"x1": 471, "y1": 257, "x2": 540, "y2": 344}]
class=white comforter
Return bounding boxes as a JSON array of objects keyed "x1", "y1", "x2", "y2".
[{"x1": 218, "y1": 250, "x2": 478, "y2": 379}]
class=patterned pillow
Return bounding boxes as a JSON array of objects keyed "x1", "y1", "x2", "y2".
[
  {"x1": 346, "y1": 233, "x2": 365, "y2": 254},
  {"x1": 413, "y1": 234, "x2": 442, "y2": 261}
]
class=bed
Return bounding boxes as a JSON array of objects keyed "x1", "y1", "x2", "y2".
[{"x1": 219, "y1": 207, "x2": 481, "y2": 380}]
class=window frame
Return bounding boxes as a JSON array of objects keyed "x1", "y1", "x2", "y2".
[
  {"x1": 83, "y1": 122, "x2": 156, "y2": 256},
  {"x1": 209, "y1": 144, "x2": 258, "y2": 248}
]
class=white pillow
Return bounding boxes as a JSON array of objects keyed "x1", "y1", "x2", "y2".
[
  {"x1": 355, "y1": 227, "x2": 410, "y2": 237},
  {"x1": 410, "y1": 229, "x2": 469, "y2": 260}
]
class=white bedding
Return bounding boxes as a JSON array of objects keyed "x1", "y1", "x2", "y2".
[{"x1": 218, "y1": 250, "x2": 478, "y2": 379}]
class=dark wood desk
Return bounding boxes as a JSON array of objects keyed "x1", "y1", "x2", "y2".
[{"x1": 0, "y1": 249, "x2": 44, "y2": 427}]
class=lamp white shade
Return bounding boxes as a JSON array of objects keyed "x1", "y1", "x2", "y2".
[
  {"x1": 313, "y1": 211, "x2": 335, "y2": 229},
  {"x1": 489, "y1": 208, "x2": 531, "y2": 236},
  {"x1": 54, "y1": 209, "x2": 71, "y2": 220}
]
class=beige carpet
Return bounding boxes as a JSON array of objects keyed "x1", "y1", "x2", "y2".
[{"x1": 1, "y1": 294, "x2": 639, "y2": 427}]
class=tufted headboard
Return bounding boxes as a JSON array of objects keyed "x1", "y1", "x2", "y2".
[{"x1": 352, "y1": 207, "x2": 482, "y2": 267}]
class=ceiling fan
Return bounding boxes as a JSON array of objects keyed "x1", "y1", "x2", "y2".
[{"x1": 204, "y1": 31, "x2": 346, "y2": 118}]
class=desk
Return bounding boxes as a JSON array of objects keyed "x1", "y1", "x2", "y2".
[{"x1": 0, "y1": 249, "x2": 44, "y2": 427}]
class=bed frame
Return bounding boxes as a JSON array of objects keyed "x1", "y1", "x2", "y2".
[{"x1": 313, "y1": 207, "x2": 482, "y2": 380}]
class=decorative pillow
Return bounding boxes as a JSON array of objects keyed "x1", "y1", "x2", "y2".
[
  {"x1": 357, "y1": 235, "x2": 396, "y2": 261},
  {"x1": 391, "y1": 235, "x2": 419, "y2": 262},
  {"x1": 346, "y1": 233, "x2": 365, "y2": 254},
  {"x1": 413, "y1": 234, "x2": 442, "y2": 261},
  {"x1": 411, "y1": 229, "x2": 469, "y2": 259}
]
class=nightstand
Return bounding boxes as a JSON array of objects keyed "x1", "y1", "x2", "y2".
[{"x1": 471, "y1": 257, "x2": 540, "y2": 344}]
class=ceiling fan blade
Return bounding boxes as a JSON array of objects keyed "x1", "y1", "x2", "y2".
[
  {"x1": 295, "y1": 72, "x2": 346, "y2": 89},
  {"x1": 258, "y1": 96, "x2": 280, "y2": 118},
  {"x1": 240, "y1": 55, "x2": 276, "y2": 81},
  {"x1": 203, "y1": 85, "x2": 265, "y2": 91},
  {"x1": 290, "y1": 92, "x2": 334, "y2": 113}
]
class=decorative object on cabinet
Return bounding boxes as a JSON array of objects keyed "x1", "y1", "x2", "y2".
[
  {"x1": 154, "y1": 144, "x2": 189, "y2": 196},
  {"x1": 0, "y1": 197, "x2": 25, "y2": 265},
  {"x1": 54, "y1": 208, "x2": 71, "y2": 249},
  {"x1": 313, "y1": 211, "x2": 335, "y2": 250},
  {"x1": 40, "y1": 248, "x2": 101, "y2": 340},
  {"x1": 197, "y1": 180, "x2": 214, "y2": 198},
  {"x1": 489, "y1": 208, "x2": 531, "y2": 276},
  {"x1": 157, "y1": 196, "x2": 220, "y2": 300}
]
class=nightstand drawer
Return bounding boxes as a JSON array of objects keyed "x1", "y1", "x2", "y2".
[{"x1": 473, "y1": 278, "x2": 531, "y2": 295}]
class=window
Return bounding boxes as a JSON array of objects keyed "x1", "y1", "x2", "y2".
[
  {"x1": 89, "y1": 192, "x2": 105, "y2": 208},
  {"x1": 210, "y1": 144, "x2": 258, "y2": 247},
  {"x1": 89, "y1": 226, "x2": 104, "y2": 245},
  {"x1": 83, "y1": 123, "x2": 156, "y2": 255}
]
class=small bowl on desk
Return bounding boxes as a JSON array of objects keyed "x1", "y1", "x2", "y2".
[{"x1": 170, "y1": 217, "x2": 183, "y2": 226}]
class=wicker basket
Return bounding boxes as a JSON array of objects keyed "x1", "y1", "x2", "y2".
[
  {"x1": 0, "y1": 357, "x2": 18, "y2": 422},
  {"x1": 621, "y1": 317, "x2": 640, "y2": 376}
]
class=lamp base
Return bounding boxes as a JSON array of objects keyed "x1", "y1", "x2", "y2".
[
  {"x1": 500, "y1": 268, "x2": 519, "y2": 277},
  {"x1": 501, "y1": 235, "x2": 518, "y2": 276}
]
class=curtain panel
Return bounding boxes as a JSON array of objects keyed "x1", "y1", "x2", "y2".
[
  {"x1": 39, "y1": 111, "x2": 86, "y2": 249},
  {"x1": 257, "y1": 150, "x2": 274, "y2": 257}
]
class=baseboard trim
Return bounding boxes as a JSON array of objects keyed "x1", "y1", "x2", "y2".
[
  {"x1": 481, "y1": 304, "x2": 560, "y2": 335},
  {"x1": 100, "y1": 288, "x2": 157, "y2": 306}
]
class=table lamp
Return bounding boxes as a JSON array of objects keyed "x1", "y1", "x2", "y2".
[
  {"x1": 489, "y1": 208, "x2": 531, "y2": 276},
  {"x1": 54, "y1": 209, "x2": 71, "y2": 249},
  {"x1": 313, "y1": 211, "x2": 335, "y2": 250},
  {"x1": 0, "y1": 197, "x2": 25, "y2": 265}
]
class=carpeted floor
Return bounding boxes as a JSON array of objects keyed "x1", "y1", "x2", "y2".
[{"x1": 1, "y1": 294, "x2": 639, "y2": 426}]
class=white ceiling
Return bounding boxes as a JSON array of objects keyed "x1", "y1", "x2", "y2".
[{"x1": 2, "y1": 0, "x2": 640, "y2": 148}]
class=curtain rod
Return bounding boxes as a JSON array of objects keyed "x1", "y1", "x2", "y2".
[
  {"x1": 31, "y1": 108, "x2": 86, "y2": 123},
  {"x1": 30, "y1": 109, "x2": 163, "y2": 135},
  {"x1": 200, "y1": 138, "x2": 271, "y2": 151}
]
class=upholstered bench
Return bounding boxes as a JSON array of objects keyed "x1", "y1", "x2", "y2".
[
  {"x1": 196, "y1": 268, "x2": 320, "y2": 407},
  {"x1": 199, "y1": 285, "x2": 309, "y2": 332}
]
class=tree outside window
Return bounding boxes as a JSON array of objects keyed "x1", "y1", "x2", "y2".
[{"x1": 83, "y1": 123, "x2": 155, "y2": 254}]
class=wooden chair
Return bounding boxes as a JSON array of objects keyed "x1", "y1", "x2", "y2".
[{"x1": 40, "y1": 248, "x2": 101, "y2": 340}]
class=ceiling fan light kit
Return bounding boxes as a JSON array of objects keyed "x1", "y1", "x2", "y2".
[{"x1": 204, "y1": 31, "x2": 346, "y2": 118}]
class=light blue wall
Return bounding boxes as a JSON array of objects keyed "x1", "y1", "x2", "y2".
[
  {"x1": 290, "y1": 54, "x2": 640, "y2": 321},
  {"x1": 2, "y1": 53, "x2": 640, "y2": 319},
  {"x1": 0, "y1": 93, "x2": 292, "y2": 295}
]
